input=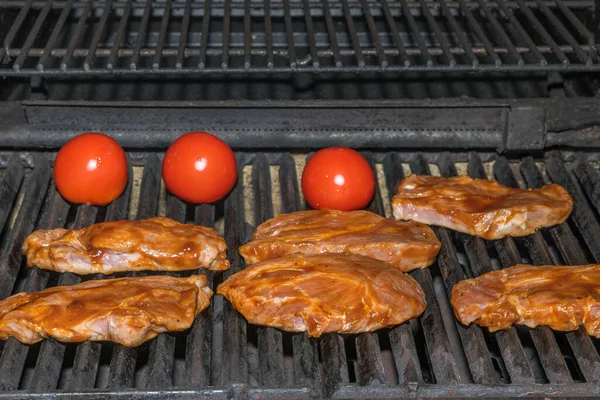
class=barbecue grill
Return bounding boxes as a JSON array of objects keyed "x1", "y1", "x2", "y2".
[{"x1": 1, "y1": 0, "x2": 600, "y2": 398}]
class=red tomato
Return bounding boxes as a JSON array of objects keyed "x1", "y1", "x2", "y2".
[
  {"x1": 301, "y1": 147, "x2": 375, "y2": 211},
  {"x1": 53, "y1": 133, "x2": 128, "y2": 206},
  {"x1": 162, "y1": 132, "x2": 237, "y2": 203}
]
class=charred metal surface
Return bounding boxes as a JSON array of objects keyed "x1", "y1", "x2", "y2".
[{"x1": 0, "y1": 150, "x2": 598, "y2": 398}]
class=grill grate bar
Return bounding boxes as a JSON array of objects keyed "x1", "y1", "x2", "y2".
[
  {"x1": 69, "y1": 186, "x2": 131, "y2": 390},
  {"x1": 198, "y1": 0, "x2": 212, "y2": 68},
  {"x1": 380, "y1": 0, "x2": 409, "y2": 66},
  {"x1": 83, "y1": 0, "x2": 113, "y2": 71},
  {"x1": 0, "y1": 156, "x2": 51, "y2": 300},
  {"x1": 0, "y1": 156, "x2": 24, "y2": 237},
  {"x1": 243, "y1": 0, "x2": 252, "y2": 69},
  {"x1": 31, "y1": 205, "x2": 97, "y2": 391},
  {"x1": 353, "y1": 154, "x2": 390, "y2": 386},
  {"x1": 60, "y1": 0, "x2": 93, "y2": 70},
  {"x1": 153, "y1": 0, "x2": 173, "y2": 69},
  {"x1": 535, "y1": 0, "x2": 590, "y2": 65},
  {"x1": 463, "y1": 152, "x2": 536, "y2": 384},
  {"x1": 146, "y1": 335, "x2": 176, "y2": 388},
  {"x1": 434, "y1": 152, "x2": 501, "y2": 384},
  {"x1": 219, "y1": 155, "x2": 247, "y2": 385},
  {"x1": 408, "y1": 155, "x2": 461, "y2": 384},
  {"x1": 513, "y1": 0, "x2": 568, "y2": 65},
  {"x1": 144, "y1": 196, "x2": 185, "y2": 389},
  {"x1": 302, "y1": 0, "x2": 319, "y2": 67},
  {"x1": 545, "y1": 155, "x2": 600, "y2": 262},
  {"x1": 283, "y1": 0, "x2": 297, "y2": 67},
  {"x1": 492, "y1": 157, "x2": 573, "y2": 384},
  {"x1": 2, "y1": 0, "x2": 33, "y2": 60},
  {"x1": 265, "y1": 0, "x2": 274, "y2": 67},
  {"x1": 439, "y1": 0, "x2": 478, "y2": 65},
  {"x1": 36, "y1": 0, "x2": 75, "y2": 71},
  {"x1": 184, "y1": 204, "x2": 215, "y2": 387},
  {"x1": 322, "y1": 0, "x2": 342, "y2": 67},
  {"x1": 9, "y1": 44, "x2": 598, "y2": 60},
  {"x1": 519, "y1": 158, "x2": 600, "y2": 383},
  {"x1": 109, "y1": 155, "x2": 161, "y2": 388},
  {"x1": 12, "y1": 0, "x2": 52, "y2": 71},
  {"x1": 107, "y1": 0, "x2": 133, "y2": 70},
  {"x1": 475, "y1": 0, "x2": 523, "y2": 65},
  {"x1": 573, "y1": 161, "x2": 600, "y2": 222},
  {"x1": 175, "y1": 0, "x2": 191, "y2": 69},
  {"x1": 399, "y1": 0, "x2": 433, "y2": 66},
  {"x1": 419, "y1": 0, "x2": 456, "y2": 66},
  {"x1": 252, "y1": 154, "x2": 286, "y2": 388},
  {"x1": 320, "y1": 334, "x2": 349, "y2": 397},
  {"x1": 360, "y1": 0, "x2": 388, "y2": 67},
  {"x1": 1, "y1": 0, "x2": 599, "y2": 75},
  {"x1": 496, "y1": 0, "x2": 547, "y2": 65},
  {"x1": 456, "y1": 0, "x2": 500, "y2": 65},
  {"x1": 340, "y1": 0, "x2": 365, "y2": 67},
  {"x1": 278, "y1": 154, "x2": 319, "y2": 389},
  {"x1": 0, "y1": 182, "x2": 68, "y2": 391},
  {"x1": 382, "y1": 153, "x2": 423, "y2": 385},
  {"x1": 130, "y1": 0, "x2": 153, "y2": 70},
  {"x1": 69, "y1": 343, "x2": 103, "y2": 390},
  {"x1": 221, "y1": 0, "x2": 232, "y2": 68},
  {"x1": 555, "y1": 0, "x2": 595, "y2": 50}
]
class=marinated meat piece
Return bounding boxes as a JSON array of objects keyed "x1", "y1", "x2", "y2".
[
  {"x1": 451, "y1": 264, "x2": 600, "y2": 337},
  {"x1": 392, "y1": 174, "x2": 572, "y2": 240},
  {"x1": 23, "y1": 216, "x2": 229, "y2": 275},
  {"x1": 218, "y1": 253, "x2": 426, "y2": 337},
  {"x1": 239, "y1": 209, "x2": 441, "y2": 272},
  {"x1": 0, "y1": 275, "x2": 212, "y2": 346}
]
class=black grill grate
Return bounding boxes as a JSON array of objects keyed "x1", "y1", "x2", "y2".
[
  {"x1": 0, "y1": 150, "x2": 599, "y2": 398},
  {"x1": 0, "y1": 0, "x2": 599, "y2": 76}
]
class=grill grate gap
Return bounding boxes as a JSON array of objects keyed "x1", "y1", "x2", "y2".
[
  {"x1": 0, "y1": 171, "x2": 27, "y2": 251},
  {"x1": 246, "y1": 324, "x2": 260, "y2": 386},
  {"x1": 552, "y1": 333, "x2": 585, "y2": 382},
  {"x1": 377, "y1": 331, "x2": 398, "y2": 386},
  {"x1": 17, "y1": 342, "x2": 41, "y2": 390},
  {"x1": 95, "y1": 343, "x2": 115, "y2": 389},
  {"x1": 344, "y1": 339, "x2": 358, "y2": 384},
  {"x1": 133, "y1": 342, "x2": 151, "y2": 389},
  {"x1": 57, "y1": 343, "x2": 78, "y2": 389},
  {"x1": 63, "y1": 203, "x2": 79, "y2": 230},
  {"x1": 513, "y1": 326, "x2": 549, "y2": 383},
  {"x1": 411, "y1": 316, "x2": 434, "y2": 384}
]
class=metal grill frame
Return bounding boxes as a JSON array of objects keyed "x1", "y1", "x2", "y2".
[
  {"x1": 2, "y1": 97, "x2": 600, "y2": 151},
  {"x1": 0, "y1": 147, "x2": 600, "y2": 399},
  {"x1": 0, "y1": 0, "x2": 599, "y2": 76}
]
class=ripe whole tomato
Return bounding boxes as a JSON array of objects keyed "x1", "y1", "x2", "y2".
[
  {"x1": 301, "y1": 147, "x2": 375, "y2": 211},
  {"x1": 162, "y1": 132, "x2": 237, "y2": 203},
  {"x1": 53, "y1": 132, "x2": 128, "y2": 206}
]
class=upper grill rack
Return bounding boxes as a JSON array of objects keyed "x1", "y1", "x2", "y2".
[{"x1": 0, "y1": 0, "x2": 598, "y2": 76}]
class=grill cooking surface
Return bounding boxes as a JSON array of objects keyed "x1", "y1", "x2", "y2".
[
  {"x1": 0, "y1": 0, "x2": 598, "y2": 76},
  {"x1": 0, "y1": 150, "x2": 599, "y2": 398}
]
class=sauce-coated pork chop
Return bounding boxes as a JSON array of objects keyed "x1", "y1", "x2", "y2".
[
  {"x1": 239, "y1": 209, "x2": 441, "y2": 272},
  {"x1": 23, "y1": 216, "x2": 229, "y2": 274},
  {"x1": 451, "y1": 264, "x2": 600, "y2": 337},
  {"x1": 0, "y1": 275, "x2": 212, "y2": 346},
  {"x1": 392, "y1": 174, "x2": 572, "y2": 240},
  {"x1": 217, "y1": 253, "x2": 426, "y2": 337}
]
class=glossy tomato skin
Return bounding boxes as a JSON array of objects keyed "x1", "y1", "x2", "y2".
[
  {"x1": 162, "y1": 132, "x2": 237, "y2": 204},
  {"x1": 301, "y1": 147, "x2": 375, "y2": 211},
  {"x1": 53, "y1": 133, "x2": 128, "y2": 206}
]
